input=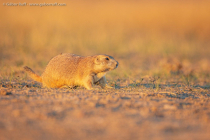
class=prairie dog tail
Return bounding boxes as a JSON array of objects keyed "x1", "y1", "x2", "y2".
[{"x1": 24, "y1": 66, "x2": 42, "y2": 83}]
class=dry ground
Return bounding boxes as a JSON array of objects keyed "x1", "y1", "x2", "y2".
[
  {"x1": 0, "y1": 0, "x2": 210, "y2": 140},
  {"x1": 0, "y1": 78, "x2": 210, "y2": 140}
]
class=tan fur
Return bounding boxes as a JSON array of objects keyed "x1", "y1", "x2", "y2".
[
  {"x1": 24, "y1": 53, "x2": 118, "y2": 89},
  {"x1": 23, "y1": 66, "x2": 42, "y2": 83}
]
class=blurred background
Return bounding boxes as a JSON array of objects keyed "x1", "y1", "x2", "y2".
[{"x1": 0, "y1": 0, "x2": 210, "y2": 81}]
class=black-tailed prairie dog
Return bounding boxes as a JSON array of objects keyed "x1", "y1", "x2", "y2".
[{"x1": 24, "y1": 53, "x2": 119, "y2": 89}]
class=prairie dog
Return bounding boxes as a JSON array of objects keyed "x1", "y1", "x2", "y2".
[{"x1": 24, "y1": 53, "x2": 119, "y2": 89}]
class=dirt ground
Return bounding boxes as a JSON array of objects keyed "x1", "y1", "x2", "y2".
[{"x1": 0, "y1": 79, "x2": 210, "y2": 140}]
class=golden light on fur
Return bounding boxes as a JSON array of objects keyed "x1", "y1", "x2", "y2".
[{"x1": 24, "y1": 53, "x2": 118, "y2": 89}]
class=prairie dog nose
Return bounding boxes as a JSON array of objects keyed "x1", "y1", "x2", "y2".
[{"x1": 116, "y1": 61, "x2": 119, "y2": 68}]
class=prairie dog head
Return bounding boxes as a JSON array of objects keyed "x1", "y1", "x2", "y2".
[{"x1": 94, "y1": 55, "x2": 118, "y2": 73}]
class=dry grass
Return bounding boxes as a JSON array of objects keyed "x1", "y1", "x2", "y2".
[
  {"x1": 1, "y1": 0, "x2": 210, "y2": 77},
  {"x1": 0, "y1": 0, "x2": 210, "y2": 140}
]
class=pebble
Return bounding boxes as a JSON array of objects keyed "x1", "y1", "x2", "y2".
[
  {"x1": 0, "y1": 89, "x2": 12, "y2": 95},
  {"x1": 164, "y1": 104, "x2": 177, "y2": 110}
]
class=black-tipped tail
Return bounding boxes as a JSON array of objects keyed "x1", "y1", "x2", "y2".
[{"x1": 24, "y1": 66, "x2": 42, "y2": 83}]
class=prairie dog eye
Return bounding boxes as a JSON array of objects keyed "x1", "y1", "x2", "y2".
[{"x1": 105, "y1": 57, "x2": 109, "y2": 61}]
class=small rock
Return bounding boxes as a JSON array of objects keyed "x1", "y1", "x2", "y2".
[
  {"x1": 0, "y1": 90, "x2": 6, "y2": 95},
  {"x1": 164, "y1": 104, "x2": 177, "y2": 110},
  {"x1": 0, "y1": 89, "x2": 12, "y2": 95},
  {"x1": 120, "y1": 96, "x2": 131, "y2": 100}
]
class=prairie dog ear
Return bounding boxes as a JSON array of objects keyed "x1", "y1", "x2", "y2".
[{"x1": 94, "y1": 56, "x2": 101, "y2": 65}]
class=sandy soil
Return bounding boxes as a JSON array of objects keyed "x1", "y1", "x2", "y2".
[{"x1": 0, "y1": 80, "x2": 209, "y2": 140}]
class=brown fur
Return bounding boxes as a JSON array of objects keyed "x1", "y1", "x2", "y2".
[{"x1": 24, "y1": 53, "x2": 118, "y2": 89}]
